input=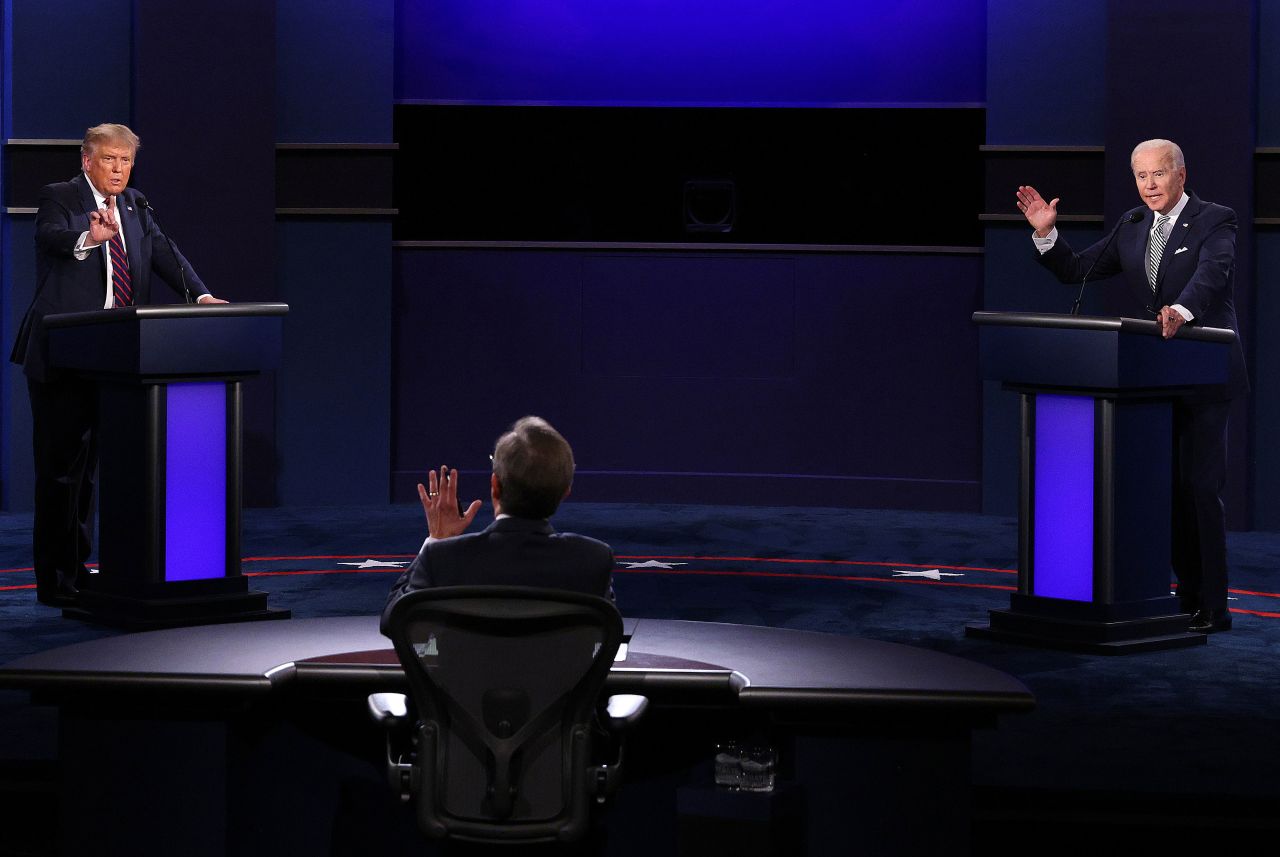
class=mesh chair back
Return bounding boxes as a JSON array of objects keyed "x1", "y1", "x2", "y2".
[{"x1": 385, "y1": 586, "x2": 623, "y2": 843}]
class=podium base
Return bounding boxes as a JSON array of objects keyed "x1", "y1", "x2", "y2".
[
  {"x1": 966, "y1": 609, "x2": 1207, "y2": 654},
  {"x1": 64, "y1": 580, "x2": 291, "y2": 630}
]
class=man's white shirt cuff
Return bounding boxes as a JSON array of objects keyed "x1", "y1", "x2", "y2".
[
  {"x1": 1032, "y1": 228, "x2": 1058, "y2": 254},
  {"x1": 73, "y1": 231, "x2": 98, "y2": 260}
]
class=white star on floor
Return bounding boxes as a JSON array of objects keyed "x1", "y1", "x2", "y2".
[
  {"x1": 337, "y1": 559, "x2": 410, "y2": 569},
  {"x1": 618, "y1": 560, "x2": 688, "y2": 569},
  {"x1": 893, "y1": 569, "x2": 964, "y2": 580}
]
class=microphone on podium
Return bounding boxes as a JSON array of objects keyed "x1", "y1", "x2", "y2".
[
  {"x1": 135, "y1": 195, "x2": 195, "y2": 304},
  {"x1": 1070, "y1": 209, "x2": 1145, "y2": 316}
]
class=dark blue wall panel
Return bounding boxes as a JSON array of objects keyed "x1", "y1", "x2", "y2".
[
  {"x1": 1258, "y1": 5, "x2": 1280, "y2": 526},
  {"x1": 1, "y1": 218, "x2": 34, "y2": 511},
  {"x1": 397, "y1": 0, "x2": 986, "y2": 107},
  {"x1": 580, "y1": 257, "x2": 797, "y2": 380},
  {"x1": 277, "y1": 0, "x2": 393, "y2": 143},
  {"x1": 986, "y1": 0, "x2": 1107, "y2": 144},
  {"x1": 6, "y1": 0, "x2": 130, "y2": 137},
  {"x1": 274, "y1": 0, "x2": 395, "y2": 505},
  {"x1": 1255, "y1": 232, "x2": 1280, "y2": 529},
  {"x1": 1260, "y1": 2, "x2": 1280, "y2": 146},
  {"x1": 276, "y1": 220, "x2": 392, "y2": 505},
  {"x1": 392, "y1": 249, "x2": 984, "y2": 511}
]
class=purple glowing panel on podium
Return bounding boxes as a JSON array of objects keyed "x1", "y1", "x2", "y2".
[
  {"x1": 1033, "y1": 395, "x2": 1094, "y2": 601},
  {"x1": 165, "y1": 383, "x2": 227, "y2": 581}
]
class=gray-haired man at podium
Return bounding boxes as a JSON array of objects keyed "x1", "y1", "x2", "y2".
[
  {"x1": 1015, "y1": 139, "x2": 1248, "y2": 633},
  {"x1": 9, "y1": 123, "x2": 226, "y2": 608}
]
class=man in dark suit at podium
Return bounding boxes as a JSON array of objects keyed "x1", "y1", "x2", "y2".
[
  {"x1": 9, "y1": 123, "x2": 226, "y2": 607},
  {"x1": 380, "y1": 416, "x2": 615, "y2": 634},
  {"x1": 1015, "y1": 139, "x2": 1248, "y2": 633}
]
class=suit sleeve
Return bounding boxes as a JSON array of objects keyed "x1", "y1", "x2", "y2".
[
  {"x1": 1169, "y1": 207, "x2": 1237, "y2": 320},
  {"x1": 380, "y1": 549, "x2": 431, "y2": 637},
  {"x1": 34, "y1": 186, "x2": 88, "y2": 259},
  {"x1": 1036, "y1": 227, "x2": 1125, "y2": 285}
]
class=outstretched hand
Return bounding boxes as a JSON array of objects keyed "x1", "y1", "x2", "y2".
[
  {"x1": 418, "y1": 466, "x2": 482, "y2": 539},
  {"x1": 87, "y1": 195, "x2": 121, "y2": 245},
  {"x1": 1016, "y1": 185, "x2": 1059, "y2": 237}
]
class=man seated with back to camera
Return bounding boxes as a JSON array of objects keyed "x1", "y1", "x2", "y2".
[{"x1": 381, "y1": 416, "x2": 615, "y2": 634}]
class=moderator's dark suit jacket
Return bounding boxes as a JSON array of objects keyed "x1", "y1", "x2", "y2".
[
  {"x1": 380, "y1": 516, "x2": 616, "y2": 635},
  {"x1": 10, "y1": 173, "x2": 209, "y2": 381},
  {"x1": 1037, "y1": 192, "x2": 1248, "y2": 399}
]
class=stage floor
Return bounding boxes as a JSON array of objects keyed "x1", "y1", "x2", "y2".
[{"x1": 1, "y1": 501, "x2": 1278, "y2": 848}]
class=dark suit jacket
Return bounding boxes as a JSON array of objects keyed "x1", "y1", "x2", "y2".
[
  {"x1": 10, "y1": 173, "x2": 209, "y2": 381},
  {"x1": 1037, "y1": 193, "x2": 1248, "y2": 399},
  {"x1": 380, "y1": 516, "x2": 616, "y2": 635}
]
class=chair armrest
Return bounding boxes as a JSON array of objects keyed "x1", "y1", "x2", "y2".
[
  {"x1": 604, "y1": 694, "x2": 649, "y2": 731},
  {"x1": 368, "y1": 692, "x2": 409, "y2": 727}
]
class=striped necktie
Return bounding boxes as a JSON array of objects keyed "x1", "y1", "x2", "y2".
[
  {"x1": 1146, "y1": 214, "x2": 1170, "y2": 294},
  {"x1": 109, "y1": 226, "x2": 132, "y2": 307}
]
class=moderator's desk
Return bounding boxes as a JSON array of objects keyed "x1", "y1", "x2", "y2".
[{"x1": 0, "y1": 618, "x2": 1033, "y2": 857}]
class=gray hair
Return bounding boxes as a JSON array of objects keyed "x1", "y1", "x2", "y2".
[
  {"x1": 491, "y1": 416, "x2": 575, "y2": 519},
  {"x1": 1130, "y1": 139, "x2": 1184, "y2": 170}
]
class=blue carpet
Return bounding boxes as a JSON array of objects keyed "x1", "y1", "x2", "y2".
[{"x1": 2, "y1": 501, "x2": 1279, "y2": 806}]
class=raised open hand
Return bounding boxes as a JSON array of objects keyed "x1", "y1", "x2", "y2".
[
  {"x1": 1015, "y1": 185, "x2": 1059, "y2": 237},
  {"x1": 417, "y1": 465, "x2": 482, "y2": 539}
]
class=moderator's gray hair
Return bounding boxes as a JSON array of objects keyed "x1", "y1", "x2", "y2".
[{"x1": 1130, "y1": 139, "x2": 1184, "y2": 170}]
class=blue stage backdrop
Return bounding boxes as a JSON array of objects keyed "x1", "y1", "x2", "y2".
[{"x1": 396, "y1": 0, "x2": 986, "y2": 107}]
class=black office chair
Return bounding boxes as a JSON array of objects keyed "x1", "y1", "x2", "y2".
[{"x1": 369, "y1": 586, "x2": 647, "y2": 845}]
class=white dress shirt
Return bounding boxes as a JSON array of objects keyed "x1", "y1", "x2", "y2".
[{"x1": 72, "y1": 174, "x2": 127, "y2": 309}]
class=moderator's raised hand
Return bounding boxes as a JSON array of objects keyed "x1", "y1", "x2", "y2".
[
  {"x1": 1016, "y1": 185, "x2": 1059, "y2": 237},
  {"x1": 418, "y1": 465, "x2": 481, "y2": 540}
]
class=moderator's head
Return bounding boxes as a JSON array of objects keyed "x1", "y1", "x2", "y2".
[{"x1": 491, "y1": 416, "x2": 575, "y2": 520}]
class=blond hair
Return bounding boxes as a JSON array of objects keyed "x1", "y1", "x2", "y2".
[{"x1": 81, "y1": 123, "x2": 140, "y2": 158}]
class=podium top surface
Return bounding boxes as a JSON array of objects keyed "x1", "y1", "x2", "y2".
[
  {"x1": 973, "y1": 311, "x2": 1232, "y2": 390},
  {"x1": 45, "y1": 302, "x2": 288, "y2": 378},
  {"x1": 45, "y1": 302, "x2": 289, "y2": 329},
  {"x1": 972, "y1": 311, "x2": 1235, "y2": 344}
]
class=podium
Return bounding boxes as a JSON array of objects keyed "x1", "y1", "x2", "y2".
[
  {"x1": 966, "y1": 312, "x2": 1235, "y2": 653},
  {"x1": 44, "y1": 303, "x2": 290, "y2": 628}
]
